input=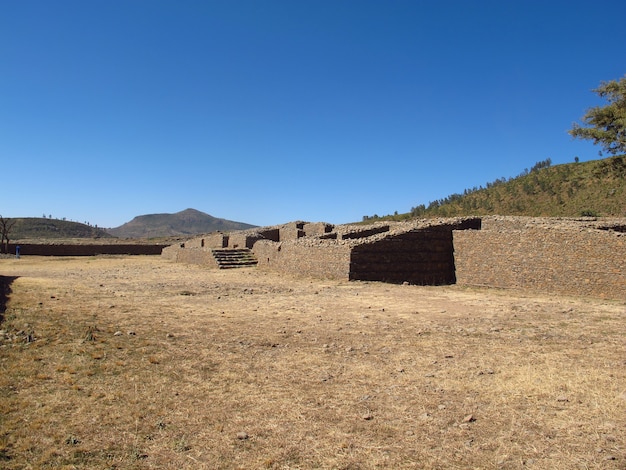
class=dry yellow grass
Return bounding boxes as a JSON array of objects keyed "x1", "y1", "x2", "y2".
[{"x1": 0, "y1": 255, "x2": 625, "y2": 469}]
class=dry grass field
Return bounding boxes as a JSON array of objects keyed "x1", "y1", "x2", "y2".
[{"x1": 0, "y1": 255, "x2": 624, "y2": 469}]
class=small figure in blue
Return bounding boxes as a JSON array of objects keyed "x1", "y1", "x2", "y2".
[{"x1": 15, "y1": 245, "x2": 20, "y2": 259}]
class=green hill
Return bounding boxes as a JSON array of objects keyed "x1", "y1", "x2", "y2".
[
  {"x1": 10, "y1": 218, "x2": 113, "y2": 241},
  {"x1": 362, "y1": 155, "x2": 626, "y2": 222}
]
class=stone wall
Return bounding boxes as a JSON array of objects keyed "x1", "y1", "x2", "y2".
[
  {"x1": 350, "y1": 230, "x2": 455, "y2": 284},
  {"x1": 8, "y1": 243, "x2": 166, "y2": 256},
  {"x1": 168, "y1": 247, "x2": 219, "y2": 267},
  {"x1": 453, "y1": 222, "x2": 626, "y2": 299},
  {"x1": 254, "y1": 239, "x2": 352, "y2": 280},
  {"x1": 160, "y1": 216, "x2": 625, "y2": 300},
  {"x1": 228, "y1": 233, "x2": 252, "y2": 249},
  {"x1": 340, "y1": 225, "x2": 390, "y2": 240},
  {"x1": 345, "y1": 219, "x2": 480, "y2": 285},
  {"x1": 161, "y1": 244, "x2": 184, "y2": 261},
  {"x1": 181, "y1": 238, "x2": 203, "y2": 249},
  {"x1": 258, "y1": 229, "x2": 281, "y2": 242},
  {"x1": 223, "y1": 223, "x2": 330, "y2": 249},
  {"x1": 203, "y1": 233, "x2": 229, "y2": 249},
  {"x1": 303, "y1": 222, "x2": 334, "y2": 236},
  {"x1": 279, "y1": 222, "x2": 305, "y2": 242}
]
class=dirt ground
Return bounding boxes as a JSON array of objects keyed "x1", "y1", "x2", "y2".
[{"x1": 0, "y1": 255, "x2": 625, "y2": 469}]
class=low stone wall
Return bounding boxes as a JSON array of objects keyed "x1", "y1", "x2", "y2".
[
  {"x1": 8, "y1": 243, "x2": 166, "y2": 256},
  {"x1": 341, "y1": 225, "x2": 390, "y2": 240},
  {"x1": 170, "y1": 248, "x2": 219, "y2": 267},
  {"x1": 161, "y1": 244, "x2": 182, "y2": 261},
  {"x1": 303, "y1": 223, "x2": 333, "y2": 236},
  {"x1": 254, "y1": 239, "x2": 352, "y2": 280},
  {"x1": 453, "y1": 225, "x2": 626, "y2": 299},
  {"x1": 180, "y1": 233, "x2": 228, "y2": 250}
]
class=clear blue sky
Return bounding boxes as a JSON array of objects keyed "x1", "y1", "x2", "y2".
[{"x1": 2, "y1": 1, "x2": 625, "y2": 228}]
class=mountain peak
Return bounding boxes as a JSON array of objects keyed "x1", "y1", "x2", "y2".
[{"x1": 106, "y1": 209, "x2": 256, "y2": 238}]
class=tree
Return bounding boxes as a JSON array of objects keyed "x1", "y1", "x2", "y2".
[
  {"x1": 0, "y1": 216, "x2": 16, "y2": 254},
  {"x1": 569, "y1": 76, "x2": 626, "y2": 155}
]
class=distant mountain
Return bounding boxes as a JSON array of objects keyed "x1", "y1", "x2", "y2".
[
  {"x1": 11, "y1": 218, "x2": 113, "y2": 240},
  {"x1": 106, "y1": 208, "x2": 257, "y2": 238}
]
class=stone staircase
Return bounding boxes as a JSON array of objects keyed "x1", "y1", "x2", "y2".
[{"x1": 211, "y1": 248, "x2": 258, "y2": 269}]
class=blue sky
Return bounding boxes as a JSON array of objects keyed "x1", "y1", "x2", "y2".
[{"x1": 2, "y1": 1, "x2": 625, "y2": 228}]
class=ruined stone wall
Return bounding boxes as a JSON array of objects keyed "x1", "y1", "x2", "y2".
[
  {"x1": 279, "y1": 222, "x2": 305, "y2": 241},
  {"x1": 182, "y1": 233, "x2": 228, "y2": 249},
  {"x1": 161, "y1": 244, "x2": 181, "y2": 261},
  {"x1": 341, "y1": 225, "x2": 390, "y2": 240},
  {"x1": 254, "y1": 240, "x2": 352, "y2": 280},
  {"x1": 8, "y1": 243, "x2": 166, "y2": 256},
  {"x1": 280, "y1": 228, "x2": 305, "y2": 241},
  {"x1": 183, "y1": 238, "x2": 203, "y2": 249},
  {"x1": 160, "y1": 234, "x2": 229, "y2": 266},
  {"x1": 258, "y1": 229, "x2": 280, "y2": 242},
  {"x1": 303, "y1": 223, "x2": 333, "y2": 236},
  {"x1": 453, "y1": 226, "x2": 626, "y2": 299},
  {"x1": 159, "y1": 217, "x2": 625, "y2": 300},
  {"x1": 172, "y1": 248, "x2": 219, "y2": 267},
  {"x1": 205, "y1": 233, "x2": 229, "y2": 248},
  {"x1": 227, "y1": 224, "x2": 307, "y2": 248},
  {"x1": 350, "y1": 230, "x2": 456, "y2": 284},
  {"x1": 228, "y1": 233, "x2": 257, "y2": 249},
  {"x1": 160, "y1": 244, "x2": 219, "y2": 267}
]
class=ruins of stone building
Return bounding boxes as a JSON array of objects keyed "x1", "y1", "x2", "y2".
[
  {"x1": 162, "y1": 216, "x2": 626, "y2": 300},
  {"x1": 454, "y1": 216, "x2": 626, "y2": 299}
]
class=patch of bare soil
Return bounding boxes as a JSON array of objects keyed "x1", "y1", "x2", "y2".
[{"x1": 0, "y1": 256, "x2": 624, "y2": 469}]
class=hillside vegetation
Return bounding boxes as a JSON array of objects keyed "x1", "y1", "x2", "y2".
[
  {"x1": 364, "y1": 155, "x2": 626, "y2": 222},
  {"x1": 10, "y1": 218, "x2": 113, "y2": 241}
]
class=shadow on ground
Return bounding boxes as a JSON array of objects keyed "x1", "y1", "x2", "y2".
[{"x1": 0, "y1": 275, "x2": 19, "y2": 324}]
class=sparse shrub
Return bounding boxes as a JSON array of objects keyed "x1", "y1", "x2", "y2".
[
  {"x1": 65, "y1": 436, "x2": 81, "y2": 446},
  {"x1": 83, "y1": 325, "x2": 98, "y2": 342},
  {"x1": 410, "y1": 205, "x2": 426, "y2": 217},
  {"x1": 174, "y1": 436, "x2": 191, "y2": 452},
  {"x1": 522, "y1": 181, "x2": 534, "y2": 195},
  {"x1": 580, "y1": 209, "x2": 598, "y2": 217},
  {"x1": 530, "y1": 158, "x2": 552, "y2": 172}
]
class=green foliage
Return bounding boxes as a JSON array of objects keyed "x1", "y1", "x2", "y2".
[
  {"x1": 360, "y1": 156, "x2": 626, "y2": 223},
  {"x1": 593, "y1": 154, "x2": 626, "y2": 178},
  {"x1": 530, "y1": 158, "x2": 552, "y2": 172},
  {"x1": 569, "y1": 75, "x2": 626, "y2": 155},
  {"x1": 10, "y1": 218, "x2": 113, "y2": 240},
  {"x1": 580, "y1": 209, "x2": 599, "y2": 217}
]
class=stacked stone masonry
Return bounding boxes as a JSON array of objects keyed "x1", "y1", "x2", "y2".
[
  {"x1": 162, "y1": 216, "x2": 626, "y2": 300},
  {"x1": 9, "y1": 243, "x2": 166, "y2": 256},
  {"x1": 453, "y1": 217, "x2": 626, "y2": 299},
  {"x1": 350, "y1": 230, "x2": 455, "y2": 284},
  {"x1": 254, "y1": 240, "x2": 352, "y2": 280}
]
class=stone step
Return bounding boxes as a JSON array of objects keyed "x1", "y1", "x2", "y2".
[{"x1": 211, "y1": 248, "x2": 258, "y2": 269}]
